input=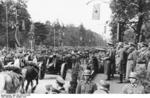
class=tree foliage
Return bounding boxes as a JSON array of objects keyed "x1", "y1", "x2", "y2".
[
  {"x1": 110, "y1": 0, "x2": 150, "y2": 43},
  {"x1": 0, "y1": 0, "x2": 31, "y2": 48}
]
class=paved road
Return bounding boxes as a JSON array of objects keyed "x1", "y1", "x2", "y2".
[{"x1": 33, "y1": 71, "x2": 128, "y2": 94}]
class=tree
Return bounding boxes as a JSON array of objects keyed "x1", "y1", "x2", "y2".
[
  {"x1": 0, "y1": 0, "x2": 31, "y2": 48},
  {"x1": 34, "y1": 22, "x2": 49, "y2": 45},
  {"x1": 110, "y1": 0, "x2": 150, "y2": 43}
]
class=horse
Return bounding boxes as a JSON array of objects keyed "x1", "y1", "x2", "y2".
[
  {"x1": 20, "y1": 56, "x2": 40, "y2": 93},
  {"x1": 0, "y1": 57, "x2": 24, "y2": 94},
  {"x1": 0, "y1": 71, "x2": 23, "y2": 94}
]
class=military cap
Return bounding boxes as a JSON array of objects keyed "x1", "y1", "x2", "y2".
[{"x1": 129, "y1": 72, "x2": 138, "y2": 79}]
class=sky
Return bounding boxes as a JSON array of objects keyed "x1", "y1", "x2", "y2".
[{"x1": 27, "y1": 0, "x2": 112, "y2": 40}]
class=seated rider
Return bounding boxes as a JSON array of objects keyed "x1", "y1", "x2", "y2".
[{"x1": 4, "y1": 54, "x2": 22, "y2": 75}]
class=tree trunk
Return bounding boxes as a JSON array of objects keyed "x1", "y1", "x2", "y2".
[
  {"x1": 136, "y1": 15, "x2": 144, "y2": 43},
  {"x1": 135, "y1": 0, "x2": 144, "y2": 43}
]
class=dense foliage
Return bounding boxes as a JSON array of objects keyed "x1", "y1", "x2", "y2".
[{"x1": 109, "y1": 0, "x2": 150, "y2": 43}]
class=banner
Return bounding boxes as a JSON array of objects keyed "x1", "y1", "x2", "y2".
[
  {"x1": 92, "y1": 3, "x2": 100, "y2": 20},
  {"x1": 22, "y1": 20, "x2": 25, "y2": 30}
]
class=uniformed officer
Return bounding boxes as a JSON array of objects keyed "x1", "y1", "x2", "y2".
[
  {"x1": 125, "y1": 42, "x2": 136, "y2": 82},
  {"x1": 117, "y1": 43, "x2": 129, "y2": 83},
  {"x1": 135, "y1": 42, "x2": 148, "y2": 72},
  {"x1": 76, "y1": 69, "x2": 97, "y2": 94},
  {"x1": 122, "y1": 72, "x2": 145, "y2": 94},
  {"x1": 103, "y1": 41, "x2": 115, "y2": 80}
]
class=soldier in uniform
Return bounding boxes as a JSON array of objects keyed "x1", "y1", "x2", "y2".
[
  {"x1": 117, "y1": 43, "x2": 129, "y2": 83},
  {"x1": 122, "y1": 72, "x2": 145, "y2": 94},
  {"x1": 103, "y1": 41, "x2": 115, "y2": 80},
  {"x1": 135, "y1": 42, "x2": 148, "y2": 72},
  {"x1": 76, "y1": 69, "x2": 97, "y2": 94},
  {"x1": 125, "y1": 42, "x2": 137, "y2": 82}
]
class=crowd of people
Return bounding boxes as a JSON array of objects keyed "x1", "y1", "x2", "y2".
[
  {"x1": 0, "y1": 41, "x2": 150, "y2": 94},
  {"x1": 103, "y1": 41, "x2": 150, "y2": 94}
]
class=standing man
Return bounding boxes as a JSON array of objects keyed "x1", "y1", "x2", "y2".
[
  {"x1": 117, "y1": 43, "x2": 129, "y2": 83},
  {"x1": 136, "y1": 42, "x2": 148, "y2": 71},
  {"x1": 103, "y1": 41, "x2": 115, "y2": 80},
  {"x1": 76, "y1": 69, "x2": 97, "y2": 94},
  {"x1": 125, "y1": 42, "x2": 136, "y2": 82}
]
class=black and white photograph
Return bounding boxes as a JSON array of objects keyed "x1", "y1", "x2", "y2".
[{"x1": 0, "y1": 0, "x2": 150, "y2": 95}]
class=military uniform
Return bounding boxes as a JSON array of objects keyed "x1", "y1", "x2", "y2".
[
  {"x1": 76, "y1": 69, "x2": 97, "y2": 94},
  {"x1": 104, "y1": 47, "x2": 115, "y2": 80},
  {"x1": 122, "y1": 84, "x2": 145, "y2": 94},
  {"x1": 135, "y1": 47, "x2": 147, "y2": 71},
  {"x1": 122, "y1": 72, "x2": 145, "y2": 94},
  {"x1": 76, "y1": 80, "x2": 97, "y2": 94},
  {"x1": 125, "y1": 47, "x2": 137, "y2": 80},
  {"x1": 117, "y1": 47, "x2": 128, "y2": 83}
]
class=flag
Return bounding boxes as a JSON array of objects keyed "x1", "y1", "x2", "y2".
[{"x1": 92, "y1": 3, "x2": 100, "y2": 20}]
